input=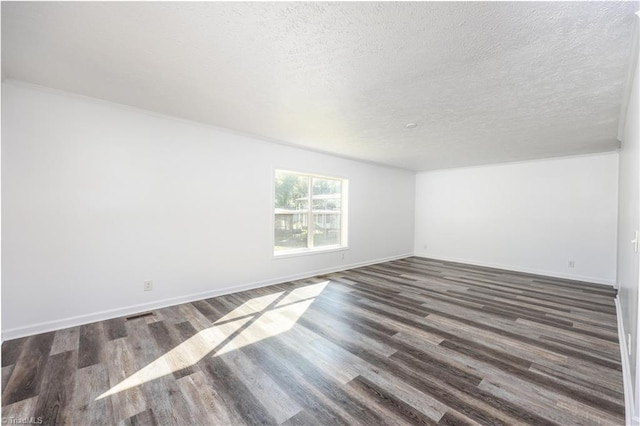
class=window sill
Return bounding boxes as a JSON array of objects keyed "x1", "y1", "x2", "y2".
[{"x1": 273, "y1": 246, "x2": 349, "y2": 259}]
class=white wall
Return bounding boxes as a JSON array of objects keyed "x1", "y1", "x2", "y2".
[
  {"x1": 617, "y1": 17, "x2": 640, "y2": 422},
  {"x1": 414, "y1": 153, "x2": 619, "y2": 285},
  {"x1": 1, "y1": 81, "x2": 416, "y2": 339}
]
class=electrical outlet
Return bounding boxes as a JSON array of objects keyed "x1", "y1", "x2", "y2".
[
  {"x1": 628, "y1": 333, "x2": 632, "y2": 356},
  {"x1": 568, "y1": 260, "x2": 575, "y2": 268},
  {"x1": 423, "y1": 244, "x2": 428, "y2": 249},
  {"x1": 144, "y1": 280, "x2": 153, "y2": 292},
  {"x1": 341, "y1": 253, "x2": 345, "y2": 260}
]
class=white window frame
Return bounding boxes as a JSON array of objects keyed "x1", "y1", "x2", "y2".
[{"x1": 273, "y1": 169, "x2": 349, "y2": 257}]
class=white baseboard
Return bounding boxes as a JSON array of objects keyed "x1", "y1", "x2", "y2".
[
  {"x1": 413, "y1": 252, "x2": 616, "y2": 286},
  {"x1": 615, "y1": 295, "x2": 636, "y2": 426},
  {"x1": 1, "y1": 253, "x2": 413, "y2": 341}
]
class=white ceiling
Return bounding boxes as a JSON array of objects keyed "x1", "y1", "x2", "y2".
[{"x1": 2, "y1": 2, "x2": 638, "y2": 171}]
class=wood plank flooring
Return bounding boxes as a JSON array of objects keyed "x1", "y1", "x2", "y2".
[{"x1": 1, "y1": 257, "x2": 624, "y2": 425}]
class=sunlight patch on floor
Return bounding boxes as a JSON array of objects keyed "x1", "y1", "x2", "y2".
[{"x1": 97, "y1": 281, "x2": 328, "y2": 400}]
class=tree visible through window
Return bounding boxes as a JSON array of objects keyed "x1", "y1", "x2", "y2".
[{"x1": 274, "y1": 170, "x2": 347, "y2": 254}]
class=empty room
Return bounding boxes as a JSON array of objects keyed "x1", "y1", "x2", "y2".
[{"x1": 2, "y1": 2, "x2": 640, "y2": 425}]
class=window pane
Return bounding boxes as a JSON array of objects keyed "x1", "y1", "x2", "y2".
[
  {"x1": 275, "y1": 172, "x2": 309, "y2": 210},
  {"x1": 274, "y1": 213, "x2": 308, "y2": 251},
  {"x1": 312, "y1": 197, "x2": 341, "y2": 211},
  {"x1": 312, "y1": 178, "x2": 341, "y2": 197},
  {"x1": 312, "y1": 178, "x2": 341, "y2": 212},
  {"x1": 312, "y1": 213, "x2": 341, "y2": 247}
]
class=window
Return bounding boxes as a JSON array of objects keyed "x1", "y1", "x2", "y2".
[{"x1": 274, "y1": 170, "x2": 348, "y2": 255}]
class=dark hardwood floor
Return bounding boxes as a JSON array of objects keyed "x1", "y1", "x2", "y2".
[{"x1": 1, "y1": 257, "x2": 624, "y2": 425}]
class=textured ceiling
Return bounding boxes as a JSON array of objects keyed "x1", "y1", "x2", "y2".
[{"x1": 2, "y1": 2, "x2": 639, "y2": 171}]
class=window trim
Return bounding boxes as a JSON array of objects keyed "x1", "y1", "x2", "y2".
[{"x1": 272, "y1": 168, "x2": 349, "y2": 257}]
